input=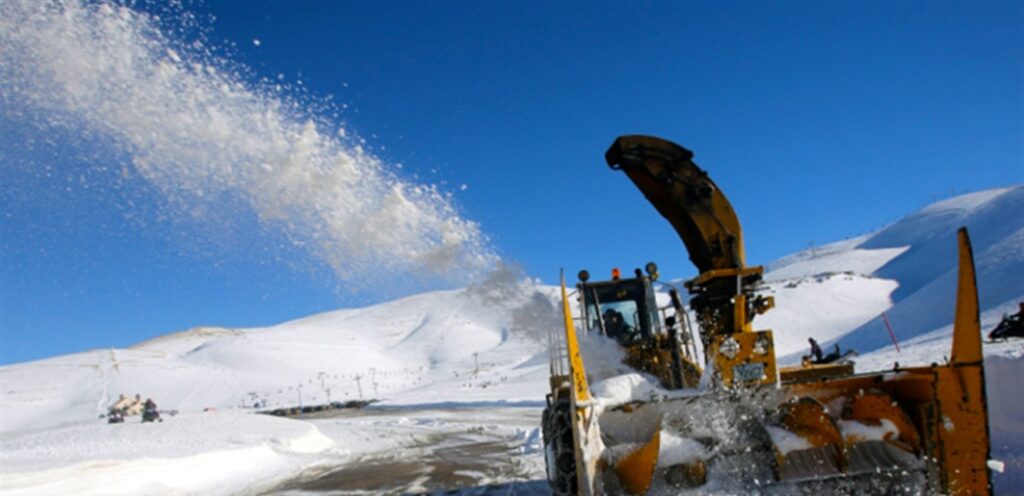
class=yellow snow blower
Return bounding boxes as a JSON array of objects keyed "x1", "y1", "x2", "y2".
[{"x1": 542, "y1": 135, "x2": 993, "y2": 495}]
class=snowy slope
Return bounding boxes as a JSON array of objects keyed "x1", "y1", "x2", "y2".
[
  {"x1": 758, "y1": 185, "x2": 1023, "y2": 363},
  {"x1": 838, "y1": 186, "x2": 1023, "y2": 354},
  {"x1": 0, "y1": 268, "x2": 557, "y2": 434},
  {"x1": 756, "y1": 273, "x2": 898, "y2": 357}
]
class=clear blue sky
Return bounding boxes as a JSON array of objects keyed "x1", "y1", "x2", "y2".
[{"x1": 2, "y1": 1, "x2": 1021, "y2": 364}]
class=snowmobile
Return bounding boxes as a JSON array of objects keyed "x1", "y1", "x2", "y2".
[
  {"x1": 802, "y1": 345, "x2": 858, "y2": 366},
  {"x1": 988, "y1": 304, "x2": 1023, "y2": 340},
  {"x1": 543, "y1": 136, "x2": 994, "y2": 495},
  {"x1": 107, "y1": 408, "x2": 124, "y2": 424},
  {"x1": 142, "y1": 403, "x2": 162, "y2": 423}
]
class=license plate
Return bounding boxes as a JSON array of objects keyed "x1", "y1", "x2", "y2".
[{"x1": 733, "y1": 362, "x2": 766, "y2": 383}]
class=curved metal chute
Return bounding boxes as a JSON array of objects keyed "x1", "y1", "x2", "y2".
[{"x1": 605, "y1": 135, "x2": 745, "y2": 273}]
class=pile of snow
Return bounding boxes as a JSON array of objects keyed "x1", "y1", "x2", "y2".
[
  {"x1": 589, "y1": 373, "x2": 666, "y2": 407},
  {"x1": 657, "y1": 432, "x2": 711, "y2": 467}
]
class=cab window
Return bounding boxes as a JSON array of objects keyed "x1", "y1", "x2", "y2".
[{"x1": 584, "y1": 283, "x2": 645, "y2": 344}]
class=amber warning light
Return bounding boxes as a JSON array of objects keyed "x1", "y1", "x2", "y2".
[{"x1": 611, "y1": 268, "x2": 621, "y2": 280}]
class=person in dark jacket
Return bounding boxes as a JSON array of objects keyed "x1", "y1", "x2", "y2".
[
  {"x1": 603, "y1": 308, "x2": 627, "y2": 340},
  {"x1": 807, "y1": 337, "x2": 824, "y2": 363}
]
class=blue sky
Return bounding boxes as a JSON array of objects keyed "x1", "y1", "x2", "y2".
[{"x1": 2, "y1": 1, "x2": 1021, "y2": 364}]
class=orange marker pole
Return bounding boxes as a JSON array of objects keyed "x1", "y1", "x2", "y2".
[{"x1": 881, "y1": 311, "x2": 900, "y2": 353}]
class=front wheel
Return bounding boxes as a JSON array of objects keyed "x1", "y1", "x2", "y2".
[{"x1": 542, "y1": 390, "x2": 578, "y2": 495}]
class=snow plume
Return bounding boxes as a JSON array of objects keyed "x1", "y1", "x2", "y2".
[
  {"x1": 465, "y1": 262, "x2": 560, "y2": 342},
  {"x1": 0, "y1": 0, "x2": 494, "y2": 287}
]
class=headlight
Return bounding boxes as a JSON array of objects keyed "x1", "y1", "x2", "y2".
[
  {"x1": 753, "y1": 335, "x2": 771, "y2": 355},
  {"x1": 720, "y1": 336, "x2": 740, "y2": 360}
]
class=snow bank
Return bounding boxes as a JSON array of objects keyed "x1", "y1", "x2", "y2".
[
  {"x1": 590, "y1": 373, "x2": 665, "y2": 407},
  {"x1": 0, "y1": 411, "x2": 333, "y2": 495},
  {"x1": 986, "y1": 354, "x2": 1024, "y2": 495},
  {"x1": 658, "y1": 431, "x2": 712, "y2": 466}
]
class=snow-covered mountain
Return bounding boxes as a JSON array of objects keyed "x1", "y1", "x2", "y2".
[
  {"x1": 1, "y1": 186, "x2": 1021, "y2": 494},
  {"x1": 0, "y1": 267, "x2": 558, "y2": 434},
  {"x1": 759, "y1": 185, "x2": 1023, "y2": 363}
]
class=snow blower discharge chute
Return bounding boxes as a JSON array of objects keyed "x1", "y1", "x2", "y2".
[{"x1": 542, "y1": 135, "x2": 994, "y2": 495}]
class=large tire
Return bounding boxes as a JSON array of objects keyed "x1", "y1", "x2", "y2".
[{"x1": 542, "y1": 392, "x2": 578, "y2": 495}]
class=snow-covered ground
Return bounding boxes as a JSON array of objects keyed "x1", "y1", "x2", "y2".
[
  {"x1": 1, "y1": 412, "x2": 334, "y2": 495},
  {"x1": 1, "y1": 268, "x2": 558, "y2": 495},
  {"x1": 2, "y1": 186, "x2": 1022, "y2": 495}
]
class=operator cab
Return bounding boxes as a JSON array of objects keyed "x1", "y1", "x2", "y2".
[{"x1": 577, "y1": 265, "x2": 661, "y2": 346}]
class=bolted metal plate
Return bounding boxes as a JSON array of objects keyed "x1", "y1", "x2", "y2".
[{"x1": 733, "y1": 362, "x2": 766, "y2": 383}]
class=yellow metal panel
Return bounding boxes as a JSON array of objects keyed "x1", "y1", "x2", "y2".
[
  {"x1": 940, "y1": 228, "x2": 992, "y2": 494},
  {"x1": 845, "y1": 391, "x2": 921, "y2": 451},
  {"x1": 778, "y1": 362, "x2": 854, "y2": 383},
  {"x1": 733, "y1": 294, "x2": 751, "y2": 332},
  {"x1": 709, "y1": 331, "x2": 777, "y2": 387},
  {"x1": 934, "y1": 366, "x2": 992, "y2": 495},
  {"x1": 952, "y1": 227, "x2": 983, "y2": 366},
  {"x1": 779, "y1": 397, "x2": 843, "y2": 448},
  {"x1": 561, "y1": 272, "x2": 589, "y2": 403}
]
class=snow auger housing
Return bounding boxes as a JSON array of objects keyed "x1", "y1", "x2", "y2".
[{"x1": 542, "y1": 135, "x2": 993, "y2": 495}]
